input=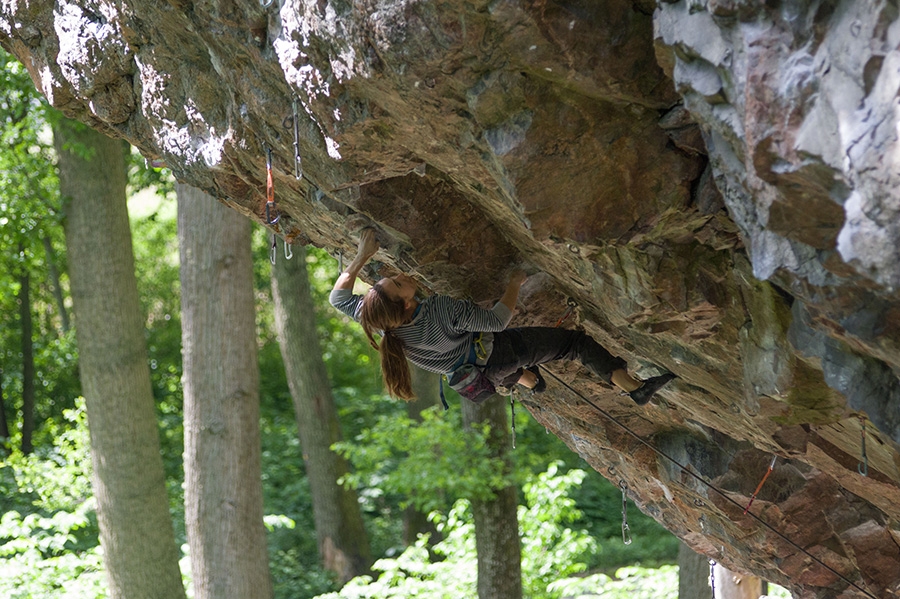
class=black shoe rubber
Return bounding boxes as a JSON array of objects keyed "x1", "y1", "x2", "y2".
[{"x1": 629, "y1": 373, "x2": 675, "y2": 405}]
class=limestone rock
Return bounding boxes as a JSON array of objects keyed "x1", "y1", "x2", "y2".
[{"x1": 3, "y1": 1, "x2": 900, "y2": 597}]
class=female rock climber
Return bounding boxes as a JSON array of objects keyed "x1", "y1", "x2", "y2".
[{"x1": 330, "y1": 229, "x2": 675, "y2": 405}]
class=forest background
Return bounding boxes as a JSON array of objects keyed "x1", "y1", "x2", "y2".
[{"x1": 0, "y1": 49, "x2": 787, "y2": 599}]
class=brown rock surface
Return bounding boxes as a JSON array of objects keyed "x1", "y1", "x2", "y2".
[{"x1": 3, "y1": 1, "x2": 900, "y2": 597}]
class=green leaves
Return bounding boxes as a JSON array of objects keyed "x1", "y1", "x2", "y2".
[
  {"x1": 314, "y1": 463, "x2": 605, "y2": 599},
  {"x1": 0, "y1": 400, "x2": 105, "y2": 598},
  {"x1": 334, "y1": 407, "x2": 509, "y2": 514}
]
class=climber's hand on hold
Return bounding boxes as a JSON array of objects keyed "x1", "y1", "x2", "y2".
[
  {"x1": 508, "y1": 269, "x2": 527, "y2": 287},
  {"x1": 334, "y1": 229, "x2": 380, "y2": 291},
  {"x1": 357, "y1": 228, "x2": 379, "y2": 261},
  {"x1": 499, "y1": 269, "x2": 527, "y2": 313}
]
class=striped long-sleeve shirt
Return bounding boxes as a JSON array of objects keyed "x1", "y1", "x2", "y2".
[{"x1": 329, "y1": 288, "x2": 513, "y2": 374}]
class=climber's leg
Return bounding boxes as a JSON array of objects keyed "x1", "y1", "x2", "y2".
[{"x1": 484, "y1": 327, "x2": 626, "y2": 387}]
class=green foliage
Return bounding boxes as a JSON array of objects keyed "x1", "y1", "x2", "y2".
[
  {"x1": 0, "y1": 49, "x2": 80, "y2": 449},
  {"x1": 548, "y1": 565, "x2": 678, "y2": 599},
  {"x1": 571, "y1": 471, "x2": 678, "y2": 570},
  {"x1": 335, "y1": 407, "x2": 509, "y2": 514},
  {"x1": 259, "y1": 410, "x2": 341, "y2": 599},
  {"x1": 520, "y1": 463, "x2": 597, "y2": 597},
  {"x1": 0, "y1": 400, "x2": 107, "y2": 598},
  {"x1": 314, "y1": 463, "x2": 604, "y2": 599},
  {"x1": 127, "y1": 146, "x2": 176, "y2": 198}
]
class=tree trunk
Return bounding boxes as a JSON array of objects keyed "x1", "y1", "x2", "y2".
[
  {"x1": 678, "y1": 542, "x2": 711, "y2": 599},
  {"x1": 43, "y1": 235, "x2": 70, "y2": 333},
  {"x1": 17, "y1": 267, "x2": 35, "y2": 454},
  {"x1": 403, "y1": 366, "x2": 442, "y2": 547},
  {"x1": 55, "y1": 121, "x2": 186, "y2": 599},
  {"x1": 177, "y1": 184, "x2": 273, "y2": 599},
  {"x1": 460, "y1": 394, "x2": 522, "y2": 599},
  {"x1": 713, "y1": 562, "x2": 763, "y2": 599},
  {"x1": 271, "y1": 242, "x2": 372, "y2": 583}
]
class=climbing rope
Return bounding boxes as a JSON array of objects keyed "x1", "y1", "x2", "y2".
[
  {"x1": 858, "y1": 417, "x2": 868, "y2": 477},
  {"x1": 620, "y1": 480, "x2": 632, "y2": 545},
  {"x1": 534, "y1": 365, "x2": 878, "y2": 599},
  {"x1": 743, "y1": 455, "x2": 777, "y2": 514}
]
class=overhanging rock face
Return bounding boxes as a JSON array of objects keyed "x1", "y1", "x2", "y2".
[{"x1": 3, "y1": 1, "x2": 900, "y2": 597}]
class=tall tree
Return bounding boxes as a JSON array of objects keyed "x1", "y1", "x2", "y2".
[
  {"x1": 271, "y1": 242, "x2": 372, "y2": 583},
  {"x1": 678, "y1": 542, "x2": 710, "y2": 599},
  {"x1": 177, "y1": 184, "x2": 273, "y2": 599},
  {"x1": 461, "y1": 395, "x2": 522, "y2": 599},
  {"x1": 55, "y1": 120, "x2": 186, "y2": 599},
  {"x1": 404, "y1": 366, "x2": 442, "y2": 547},
  {"x1": 713, "y1": 563, "x2": 763, "y2": 599}
]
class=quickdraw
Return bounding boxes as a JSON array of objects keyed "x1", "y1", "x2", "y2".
[
  {"x1": 742, "y1": 455, "x2": 777, "y2": 514},
  {"x1": 269, "y1": 236, "x2": 293, "y2": 266},
  {"x1": 265, "y1": 147, "x2": 279, "y2": 225},
  {"x1": 709, "y1": 560, "x2": 717, "y2": 599},
  {"x1": 619, "y1": 480, "x2": 632, "y2": 545}
]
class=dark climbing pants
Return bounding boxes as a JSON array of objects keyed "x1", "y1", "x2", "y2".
[{"x1": 482, "y1": 327, "x2": 627, "y2": 387}]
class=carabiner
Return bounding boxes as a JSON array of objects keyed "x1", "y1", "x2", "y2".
[{"x1": 619, "y1": 480, "x2": 632, "y2": 545}]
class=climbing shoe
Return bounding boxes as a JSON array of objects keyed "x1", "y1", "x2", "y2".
[
  {"x1": 526, "y1": 366, "x2": 547, "y2": 393},
  {"x1": 629, "y1": 373, "x2": 676, "y2": 406}
]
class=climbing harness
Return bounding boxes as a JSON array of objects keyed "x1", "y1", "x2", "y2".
[
  {"x1": 292, "y1": 99, "x2": 303, "y2": 180},
  {"x1": 709, "y1": 560, "x2": 717, "y2": 599},
  {"x1": 620, "y1": 480, "x2": 632, "y2": 545},
  {"x1": 858, "y1": 417, "x2": 869, "y2": 477},
  {"x1": 534, "y1": 364, "x2": 879, "y2": 599},
  {"x1": 554, "y1": 297, "x2": 578, "y2": 328},
  {"x1": 265, "y1": 147, "x2": 279, "y2": 225},
  {"x1": 742, "y1": 455, "x2": 777, "y2": 514}
]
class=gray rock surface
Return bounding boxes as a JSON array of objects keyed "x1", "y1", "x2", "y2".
[{"x1": 3, "y1": 1, "x2": 900, "y2": 597}]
